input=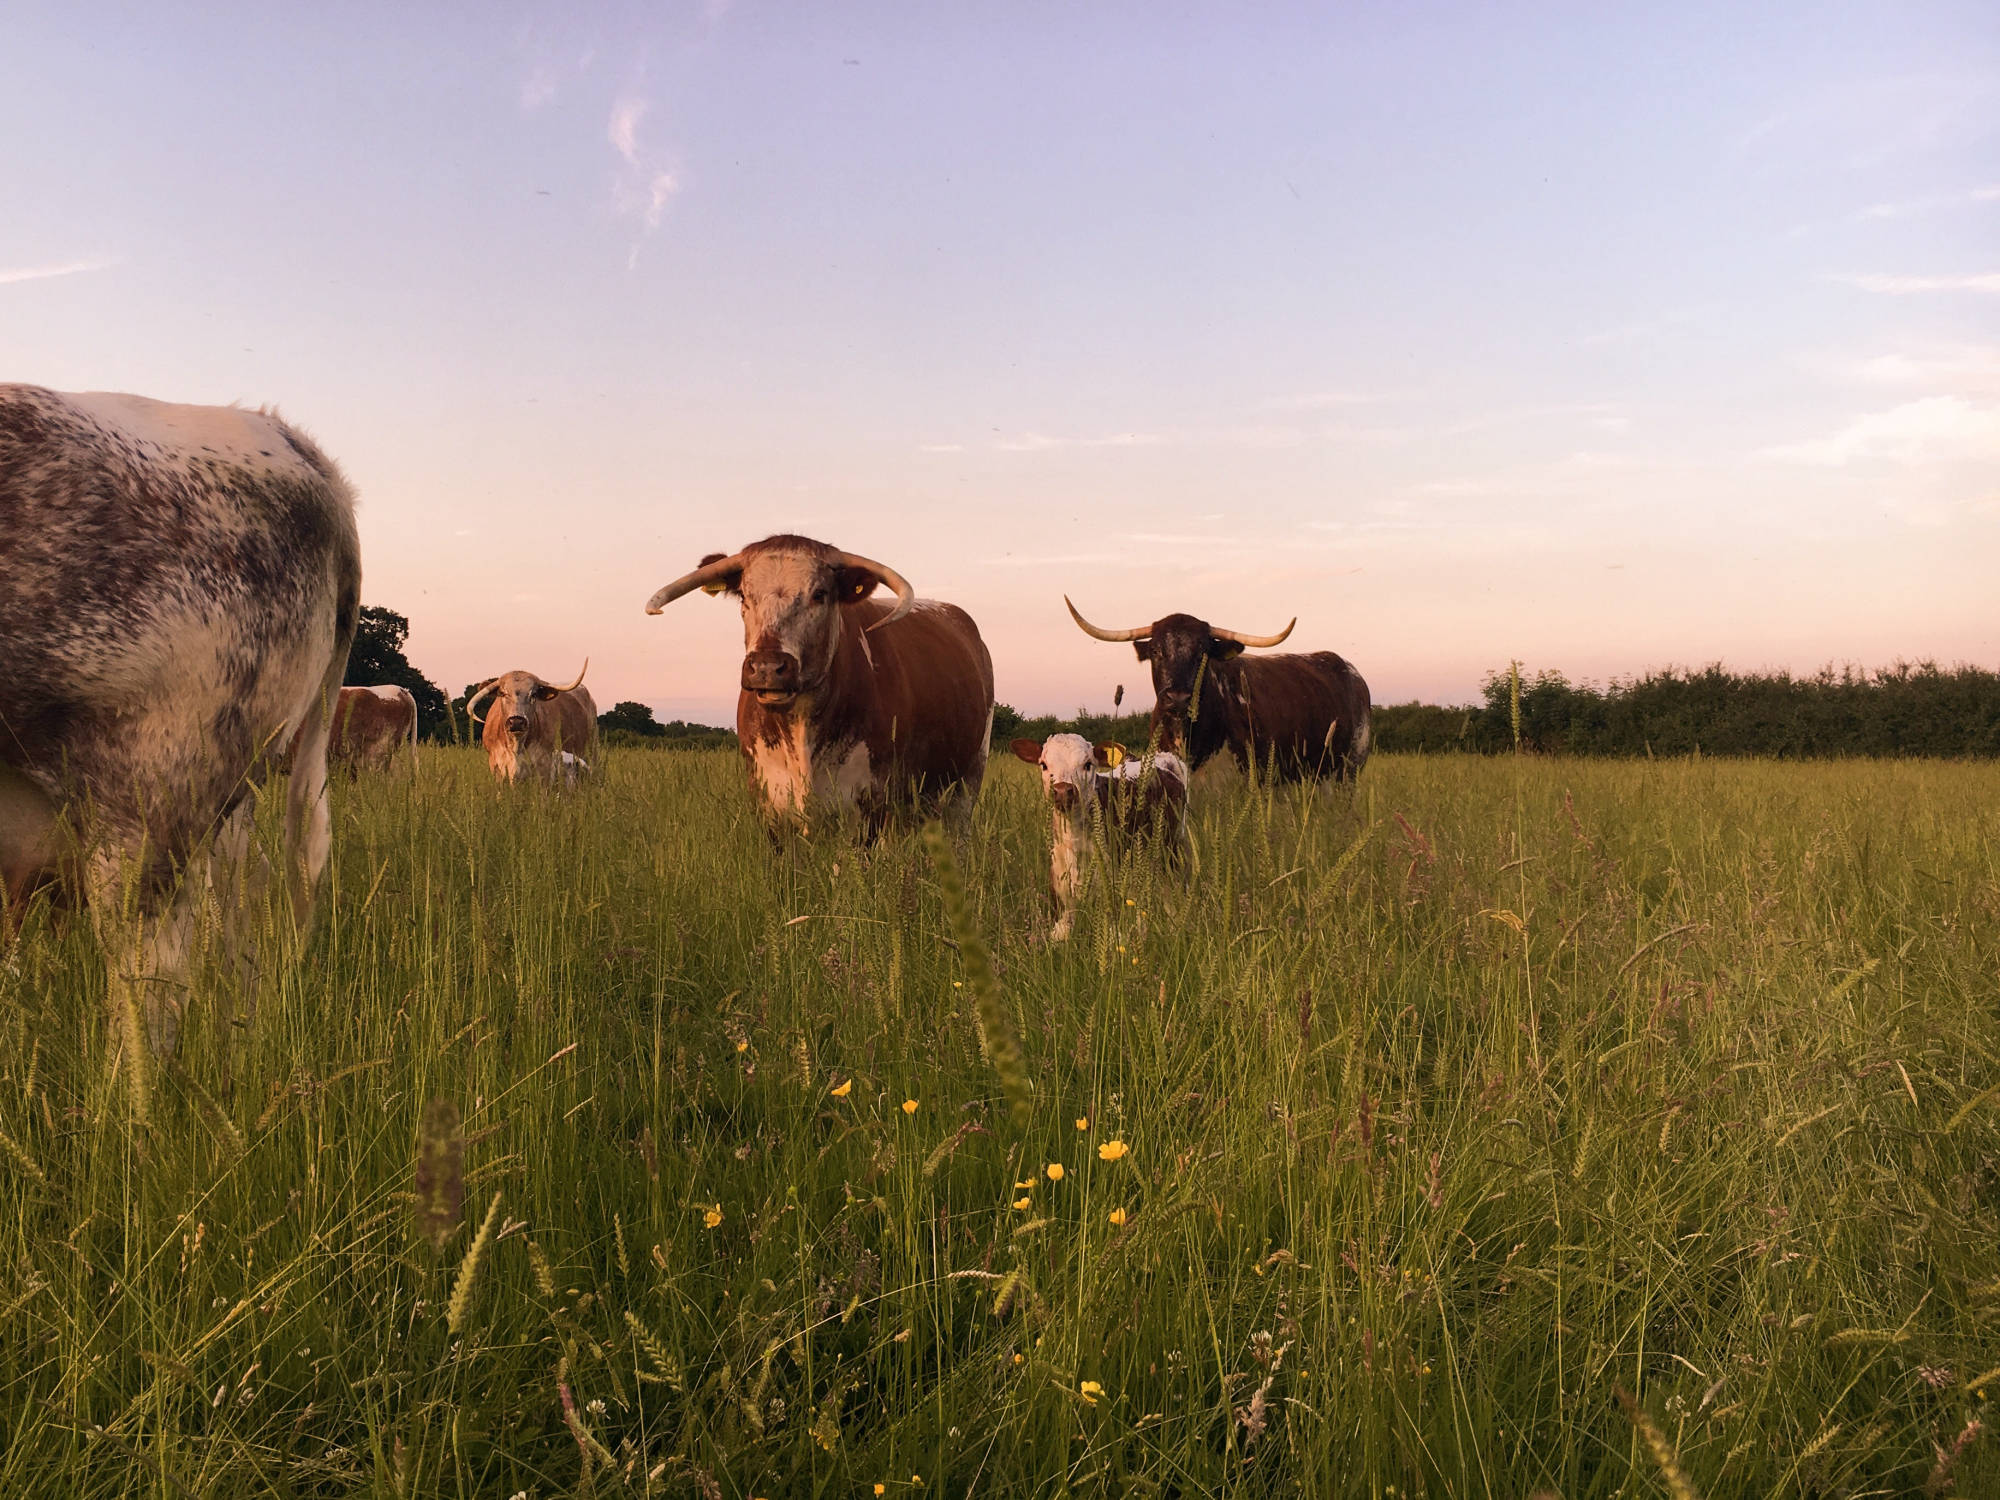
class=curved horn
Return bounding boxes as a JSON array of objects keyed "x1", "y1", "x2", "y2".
[
  {"x1": 645, "y1": 552, "x2": 745, "y2": 614},
  {"x1": 834, "y1": 550, "x2": 916, "y2": 634},
  {"x1": 545, "y1": 658, "x2": 589, "y2": 694},
  {"x1": 1210, "y1": 618, "x2": 1296, "y2": 649},
  {"x1": 1065, "y1": 596, "x2": 1150, "y2": 643},
  {"x1": 463, "y1": 679, "x2": 498, "y2": 724}
]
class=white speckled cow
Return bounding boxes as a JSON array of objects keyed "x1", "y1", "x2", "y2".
[
  {"x1": 0, "y1": 384, "x2": 361, "y2": 1054},
  {"x1": 645, "y1": 534, "x2": 994, "y2": 838}
]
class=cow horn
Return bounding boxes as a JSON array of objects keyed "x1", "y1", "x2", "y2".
[
  {"x1": 1210, "y1": 619, "x2": 1296, "y2": 649},
  {"x1": 545, "y1": 658, "x2": 589, "y2": 694},
  {"x1": 645, "y1": 552, "x2": 745, "y2": 614},
  {"x1": 1065, "y1": 596, "x2": 1150, "y2": 643},
  {"x1": 463, "y1": 679, "x2": 498, "y2": 724},
  {"x1": 834, "y1": 550, "x2": 916, "y2": 633}
]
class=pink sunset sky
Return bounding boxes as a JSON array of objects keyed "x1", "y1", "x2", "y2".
[{"x1": 5, "y1": 1, "x2": 1995, "y2": 723}]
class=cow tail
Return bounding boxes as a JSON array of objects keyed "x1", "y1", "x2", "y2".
[{"x1": 286, "y1": 564, "x2": 360, "y2": 927}]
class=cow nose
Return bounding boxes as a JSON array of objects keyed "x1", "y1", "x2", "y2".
[
  {"x1": 1050, "y1": 783, "x2": 1079, "y2": 812},
  {"x1": 506, "y1": 715, "x2": 528, "y2": 734},
  {"x1": 1160, "y1": 691, "x2": 1191, "y2": 711},
  {"x1": 742, "y1": 651, "x2": 800, "y2": 694}
]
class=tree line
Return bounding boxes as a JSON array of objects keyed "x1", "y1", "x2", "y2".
[{"x1": 1373, "y1": 662, "x2": 2000, "y2": 758}]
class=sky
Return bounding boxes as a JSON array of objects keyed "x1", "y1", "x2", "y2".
[{"x1": 4, "y1": 1, "x2": 1996, "y2": 723}]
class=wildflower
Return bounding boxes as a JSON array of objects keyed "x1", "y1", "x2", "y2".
[
  {"x1": 1013, "y1": 1197, "x2": 1032, "y2": 1211},
  {"x1": 1126, "y1": 899, "x2": 1135, "y2": 906},
  {"x1": 703, "y1": 1206, "x2": 723, "y2": 1229},
  {"x1": 736, "y1": 1040, "x2": 748, "y2": 1053},
  {"x1": 1080, "y1": 1380, "x2": 1104, "y2": 1405},
  {"x1": 1116, "y1": 945, "x2": 1126, "y2": 954},
  {"x1": 875, "y1": 1487, "x2": 886, "y2": 1496},
  {"x1": 830, "y1": 1079, "x2": 852, "y2": 1098},
  {"x1": 1075, "y1": 1117, "x2": 1089, "y2": 1131},
  {"x1": 902, "y1": 1099, "x2": 919, "y2": 1114},
  {"x1": 1046, "y1": 1163, "x2": 1064, "y2": 1181},
  {"x1": 1015, "y1": 1179, "x2": 1037, "y2": 1189},
  {"x1": 1013, "y1": 1353, "x2": 1024, "y2": 1365},
  {"x1": 1108, "y1": 1208, "x2": 1128, "y2": 1226},
  {"x1": 1098, "y1": 1140, "x2": 1129, "y2": 1162}
]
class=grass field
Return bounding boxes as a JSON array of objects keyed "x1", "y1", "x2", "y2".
[{"x1": 2, "y1": 748, "x2": 1997, "y2": 1497}]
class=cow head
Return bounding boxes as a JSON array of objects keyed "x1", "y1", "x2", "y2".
[
  {"x1": 1064, "y1": 597, "x2": 1293, "y2": 751},
  {"x1": 465, "y1": 662, "x2": 588, "y2": 749},
  {"x1": 645, "y1": 535, "x2": 916, "y2": 712},
  {"x1": 1012, "y1": 733, "x2": 1124, "y2": 815}
]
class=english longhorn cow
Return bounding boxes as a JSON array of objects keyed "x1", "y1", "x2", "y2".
[
  {"x1": 1066, "y1": 599, "x2": 1371, "y2": 782},
  {"x1": 464, "y1": 664, "x2": 597, "y2": 785},
  {"x1": 645, "y1": 534, "x2": 994, "y2": 836},
  {"x1": 0, "y1": 384, "x2": 361, "y2": 1054},
  {"x1": 329, "y1": 685, "x2": 418, "y2": 773},
  {"x1": 1011, "y1": 734, "x2": 1189, "y2": 940}
]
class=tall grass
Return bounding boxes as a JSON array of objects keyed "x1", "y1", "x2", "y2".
[{"x1": 0, "y1": 748, "x2": 1996, "y2": 1496}]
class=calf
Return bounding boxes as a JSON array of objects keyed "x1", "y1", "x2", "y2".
[
  {"x1": 465, "y1": 664, "x2": 597, "y2": 785},
  {"x1": 1, "y1": 384, "x2": 360, "y2": 1054},
  {"x1": 1011, "y1": 734, "x2": 1190, "y2": 940}
]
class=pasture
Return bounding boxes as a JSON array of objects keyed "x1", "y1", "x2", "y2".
[{"x1": 1, "y1": 750, "x2": 1997, "y2": 1497}]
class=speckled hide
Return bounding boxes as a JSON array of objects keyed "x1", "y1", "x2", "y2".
[{"x1": 0, "y1": 384, "x2": 361, "y2": 1052}]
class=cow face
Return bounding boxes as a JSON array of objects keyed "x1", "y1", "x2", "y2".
[
  {"x1": 1011, "y1": 733, "x2": 1123, "y2": 815},
  {"x1": 480, "y1": 671, "x2": 567, "y2": 744},
  {"x1": 700, "y1": 545, "x2": 882, "y2": 710},
  {"x1": 1135, "y1": 614, "x2": 1243, "y2": 740}
]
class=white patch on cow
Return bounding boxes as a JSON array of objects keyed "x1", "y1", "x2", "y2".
[
  {"x1": 749, "y1": 716, "x2": 814, "y2": 820},
  {"x1": 361, "y1": 684, "x2": 407, "y2": 703},
  {"x1": 825, "y1": 738, "x2": 874, "y2": 803},
  {"x1": 63, "y1": 393, "x2": 327, "y2": 482}
]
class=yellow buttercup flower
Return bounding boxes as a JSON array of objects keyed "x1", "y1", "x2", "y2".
[
  {"x1": 830, "y1": 1079, "x2": 852, "y2": 1098},
  {"x1": 703, "y1": 1206, "x2": 723, "y2": 1229},
  {"x1": 875, "y1": 1487, "x2": 886, "y2": 1496},
  {"x1": 1075, "y1": 1117, "x2": 1089, "y2": 1131},
  {"x1": 735, "y1": 1039, "x2": 748, "y2": 1052},
  {"x1": 1013, "y1": 1196, "x2": 1033, "y2": 1210},
  {"x1": 1079, "y1": 1379, "x2": 1104, "y2": 1405},
  {"x1": 1045, "y1": 1163, "x2": 1064, "y2": 1181},
  {"x1": 1098, "y1": 1140, "x2": 1129, "y2": 1162},
  {"x1": 902, "y1": 1098, "x2": 919, "y2": 1114},
  {"x1": 1108, "y1": 1207, "x2": 1127, "y2": 1226},
  {"x1": 1014, "y1": 1178, "x2": 1036, "y2": 1189}
]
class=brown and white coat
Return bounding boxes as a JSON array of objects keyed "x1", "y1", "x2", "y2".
[
  {"x1": 1012, "y1": 733, "x2": 1189, "y2": 940},
  {"x1": 465, "y1": 666, "x2": 597, "y2": 785}
]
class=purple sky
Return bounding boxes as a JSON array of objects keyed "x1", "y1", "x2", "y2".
[{"x1": 5, "y1": 1, "x2": 1996, "y2": 721}]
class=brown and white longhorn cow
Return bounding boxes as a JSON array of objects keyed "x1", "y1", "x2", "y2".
[
  {"x1": 0, "y1": 384, "x2": 360, "y2": 1054},
  {"x1": 329, "y1": 685, "x2": 417, "y2": 773},
  {"x1": 646, "y1": 534, "x2": 994, "y2": 836},
  {"x1": 1066, "y1": 599, "x2": 1371, "y2": 782},
  {"x1": 465, "y1": 664, "x2": 597, "y2": 785},
  {"x1": 1011, "y1": 734, "x2": 1189, "y2": 940}
]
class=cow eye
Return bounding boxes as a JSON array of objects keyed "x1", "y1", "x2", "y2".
[{"x1": 811, "y1": 587, "x2": 828, "y2": 604}]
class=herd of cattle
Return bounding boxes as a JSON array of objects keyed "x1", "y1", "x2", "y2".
[{"x1": 0, "y1": 384, "x2": 1371, "y2": 1052}]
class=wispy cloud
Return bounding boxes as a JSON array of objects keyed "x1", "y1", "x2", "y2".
[
  {"x1": 1829, "y1": 271, "x2": 2000, "y2": 295},
  {"x1": 0, "y1": 257, "x2": 116, "y2": 286},
  {"x1": 995, "y1": 431, "x2": 1163, "y2": 452},
  {"x1": 1761, "y1": 396, "x2": 2000, "y2": 466},
  {"x1": 608, "y1": 97, "x2": 647, "y2": 166},
  {"x1": 1812, "y1": 345, "x2": 2000, "y2": 393},
  {"x1": 1856, "y1": 184, "x2": 2000, "y2": 220}
]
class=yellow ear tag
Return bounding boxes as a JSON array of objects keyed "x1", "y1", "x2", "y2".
[
  {"x1": 701, "y1": 582, "x2": 727, "y2": 595},
  {"x1": 1098, "y1": 743, "x2": 1126, "y2": 768}
]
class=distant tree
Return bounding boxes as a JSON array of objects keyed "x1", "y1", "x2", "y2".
[
  {"x1": 345, "y1": 606, "x2": 451, "y2": 740},
  {"x1": 599, "y1": 701, "x2": 668, "y2": 738},
  {"x1": 990, "y1": 703, "x2": 1024, "y2": 743}
]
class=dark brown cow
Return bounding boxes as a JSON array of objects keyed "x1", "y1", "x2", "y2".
[
  {"x1": 329, "y1": 686, "x2": 417, "y2": 773},
  {"x1": 1010, "y1": 734, "x2": 1190, "y2": 940},
  {"x1": 1, "y1": 384, "x2": 360, "y2": 1055},
  {"x1": 1066, "y1": 599, "x2": 1371, "y2": 782},
  {"x1": 465, "y1": 664, "x2": 597, "y2": 785},
  {"x1": 645, "y1": 534, "x2": 994, "y2": 836}
]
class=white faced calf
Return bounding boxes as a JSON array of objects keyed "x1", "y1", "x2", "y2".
[{"x1": 1011, "y1": 733, "x2": 1189, "y2": 940}]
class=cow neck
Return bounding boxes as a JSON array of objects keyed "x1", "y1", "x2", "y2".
[{"x1": 1184, "y1": 657, "x2": 1240, "y2": 768}]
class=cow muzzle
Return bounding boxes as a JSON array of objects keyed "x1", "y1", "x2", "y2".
[
  {"x1": 1050, "y1": 782, "x2": 1080, "y2": 814},
  {"x1": 506, "y1": 715, "x2": 529, "y2": 736},
  {"x1": 741, "y1": 650, "x2": 803, "y2": 706}
]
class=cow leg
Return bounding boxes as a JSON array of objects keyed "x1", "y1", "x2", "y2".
[
  {"x1": 0, "y1": 767, "x2": 63, "y2": 939},
  {"x1": 284, "y1": 664, "x2": 342, "y2": 939},
  {"x1": 206, "y1": 798, "x2": 274, "y2": 1027},
  {"x1": 86, "y1": 840, "x2": 196, "y2": 1058}
]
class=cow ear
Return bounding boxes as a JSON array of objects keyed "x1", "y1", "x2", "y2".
[
  {"x1": 1133, "y1": 639, "x2": 1152, "y2": 661},
  {"x1": 697, "y1": 553, "x2": 740, "y2": 596},
  {"x1": 1208, "y1": 638, "x2": 1246, "y2": 661},
  {"x1": 834, "y1": 566, "x2": 878, "y2": 603},
  {"x1": 533, "y1": 684, "x2": 560, "y2": 700},
  {"x1": 1010, "y1": 738, "x2": 1042, "y2": 764},
  {"x1": 1094, "y1": 742, "x2": 1127, "y2": 768}
]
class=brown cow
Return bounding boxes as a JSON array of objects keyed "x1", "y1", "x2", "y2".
[
  {"x1": 1, "y1": 384, "x2": 360, "y2": 1055},
  {"x1": 645, "y1": 534, "x2": 993, "y2": 836},
  {"x1": 1011, "y1": 734, "x2": 1190, "y2": 940},
  {"x1": 329, "y1": 685, "x2": 417, "y2": 773},
  {"x1": 464, "y1": 663, "x2": 597, "y2": 785},
  {"x1": 1066, "y1": 599, "x2": 1371, "y2": 782}
]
